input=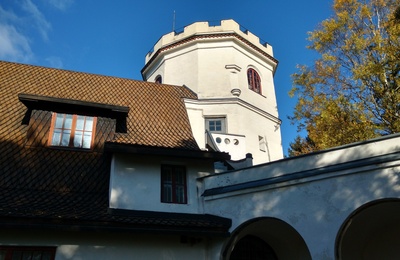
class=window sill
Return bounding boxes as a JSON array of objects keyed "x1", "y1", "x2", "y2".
[{"x1": 47, "y1": 146, "x2": 94, "y2": 152}]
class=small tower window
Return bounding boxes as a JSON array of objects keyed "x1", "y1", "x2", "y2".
[
  {"x1": 259, "y1": 135, "x2": 266, "y2": 152},
  {"x1": 247, "y1": 68, "x2": 262, "y2": 94},
  {"x1": 205, "y1": 117, "x2": 226, "y2": 133},
  {"x1": 155, "y1": 75, "x2": 162, "y2": 84}
]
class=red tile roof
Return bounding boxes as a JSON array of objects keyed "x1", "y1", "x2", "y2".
[{"x1": 0, "y1": 60, "x2": 199, "y2": 150}]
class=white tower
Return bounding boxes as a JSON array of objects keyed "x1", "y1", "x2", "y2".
[{"x1": 142, "y1": 19, "x2": 283, "y2": 165}]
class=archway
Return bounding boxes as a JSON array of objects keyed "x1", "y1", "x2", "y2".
[
  {"x1": 230, "y1": 235, "x2": 277, "y2": 260},
  {"x1": 336, "y1": 199, "x2": 400, "y2": 260},
  {"x1": 223, "y1": 217, "x2": 311, "y2": 260}
]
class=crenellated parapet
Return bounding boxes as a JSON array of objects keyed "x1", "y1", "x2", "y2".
[{"x1": 144, "y1": 19, "x2": 275, "y2": 65}]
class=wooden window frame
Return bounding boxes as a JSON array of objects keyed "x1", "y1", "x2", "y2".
[
  {"x1": 161, "y1": 165, "x2": 187, "y2": 204},
  {"x1": 48, "y1": 112, "x2": 97, "y2": 150},
  {"x1": 247, "y1": 68, "x2": 262, "y2": 94},
  {"x1": 0, "y1": 246, "x2": 56, "y2": 260}
]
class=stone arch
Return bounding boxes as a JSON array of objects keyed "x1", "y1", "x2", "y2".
[
  {"x1": 222, "y1": 217, "x2": 311, "y2": 260},
  {"x1": 336, "y1": 198, "x2": 400, "y2": 260}
]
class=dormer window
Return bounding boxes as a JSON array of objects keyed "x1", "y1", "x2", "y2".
[
  {"x1": 247, "y1": 68, "x2": 262, "y2": 94},
  {"x1": 49, "y1": 113, "x2": 96, "y2": 149}
]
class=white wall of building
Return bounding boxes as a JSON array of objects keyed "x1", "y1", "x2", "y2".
[
  {"x1": 185, "y1": 99, "x2": 282, "y2": 164},
  {"x1": 143, "y1": 20, "x2": 283, "y2": 165},
  {"x1": 146, "y1": 37, "x2": 278, "y2": 116},
  {"x1": 200, "y1": 134, "x2": 400, "y2": 259},
  {"x1": 0, "y1": 230, "x2": 219, "y2": 260},
  {"x1": 109, "y1": 153, "x2": 214, "y2": 214}
]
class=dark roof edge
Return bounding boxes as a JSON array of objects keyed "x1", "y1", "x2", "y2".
[
  {"x1": 108, "y1": 208, "x2": 232, "y2": 226},
  {"x1": 104, "y1": 142, "x2": 230, "y2": 161},
  {"x1": 203, "y1": 151, "x2": 400, "y2": 197},
  {"x1": 19, "y1": 93, "x2": 129, "y2": 114},
  {"x1": 141, "y1": 32, "x2": 279, "y2": 78},
  {"x1": 0, "y1": 217, "x2": 231, "y2": 237}
]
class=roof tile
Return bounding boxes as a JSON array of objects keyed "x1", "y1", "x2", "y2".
[{"x1": 0, "y1": 60, "x2": 199, "y2": 150}]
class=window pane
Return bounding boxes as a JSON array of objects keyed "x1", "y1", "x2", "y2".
[
  {"x1": 248, "y1": 68, "x2": 261, "y2": 94},
  {"x1": 176, "y1": 186, "x2": 184, "y2": 203},
  {"x1": 176, "y1": 171, "x2": 185, "y2": 184},
  {"x1": 32, "y1": 251, "x2": 42, "y2": 260},
  {"x1": 209, "y1": 120, "x2": 222, "y2": 132},
  {"x1": 75, "y1": 115, "x2": 85, "y2": 131},
  {"x1": 85, "y1": 117, "x2": 94, "y2": 131},
  {"x1": 82, "y1": 132, "x2": 92, "y2": 149},
  {"x1": 209, "y1": 121, "x2": 215, "y2": 131},
  {"x1": 51, "y1": 129, "x2": 62, "y2": 146},
  {"x1": 64, "y1": 114, "x2": 73, "y2": 129},
  {"x1": 74, "y1": 131, "x2": 83, "y2": 148},
  {"x1": 60, "y1": 130, "x2": 71, "y2": 146},
  {"x1": 22, "y1": 251, "x2": 33, "y2": 260},
  {"x1": 206, "y1": 118, "x2": 225, "y2": 133},
  {"x1": 162, "y1": 167, "x2": 172, "y2": 181},
  {"x1": 163, "y1": 184, "x2": 172, "y2": 202},
  {"x1": 54, "y1": 114, "x2": 65, "y2": 128},
  {"x1": 162, "y1": 166, "x2": 174, "y2": 202},
  {"x1": 215, "y1": 121, "x2": 221, "y2": 131}
]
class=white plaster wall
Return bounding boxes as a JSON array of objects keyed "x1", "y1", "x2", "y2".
[
  {"x1": 203, "y1": 166, "x2": 400, "y2": 259},
  {"x1": 201, "y1": 134, "x2": 400, "y2": 259},
  {"x1": 142, "y1": 20, "x2": 282, "y2": 165},
  {"x1": 203, "y1": 134, "x2": 400, "y2": 190},
  {"x1": 145, "y1": 58, "x2": 164, "y2": 83},
  {"x1": 109, "y1": 153, "x2": 213, "y2": 214},
  {"x1": 0, "y1": 230, "x2": 215, "y2": 260},
  {"x1": 146, "y1": 40, "x2": 278, "y2": 117},
  {"x1": 163, "y1": 44, "x2": 200, "y2": 90},
  {"x1": 185, "y1": 100, "x2": 283, "y2": 164}
]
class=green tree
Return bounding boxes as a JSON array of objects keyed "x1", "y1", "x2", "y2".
[{"x1": 289, "y1": 0, "x2": 400, "y2": 155}]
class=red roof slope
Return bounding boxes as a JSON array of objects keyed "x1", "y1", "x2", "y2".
[{"x1": 0, "y1": 60, "x2": 199, "y2": 150}]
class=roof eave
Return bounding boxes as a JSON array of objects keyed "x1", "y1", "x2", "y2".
[
  {"x1": 141, "y1": 32, "x2": 279, "y2": 79},
  {"x1": 105, "y1": 142, "x2": 230, "y2": 161},
  {"x1": 0, "y1": 216, "x2": 231, "y2": 237}
]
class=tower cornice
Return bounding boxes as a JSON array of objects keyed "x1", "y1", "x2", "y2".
[
  {"x1": 184, "y1": 97, "x2": 282, "y2": 125},
  {"x1": 141, "y1": 20, "x2": 279, "y2": 79}
]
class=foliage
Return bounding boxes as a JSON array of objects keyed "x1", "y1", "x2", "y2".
[{"x1": 289, "y1": 0, "x2": 400, "y2": 156}]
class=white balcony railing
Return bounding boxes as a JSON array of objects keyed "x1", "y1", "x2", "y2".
[{"x1": 206, "y1": 132, "x2": 246, "y2": 161}]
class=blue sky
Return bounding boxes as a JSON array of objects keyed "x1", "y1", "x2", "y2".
[{"x1": 0, "y1": 0, "x2": 334, "y2": 155}]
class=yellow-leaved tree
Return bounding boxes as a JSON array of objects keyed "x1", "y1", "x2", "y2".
[{"x1": 288, "y1": 0, "x2": 400, "y2": 156}]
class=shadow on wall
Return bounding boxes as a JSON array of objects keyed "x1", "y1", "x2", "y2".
[
  {"x1": 336, "y1": 198, "x2": 400, "y2": 260},
  {"x1": 210, "y1": 135, "x2": 400, "y2": 259},
  {"x1": 222, "y1": 217, "x2": 312, "y2": 260}
]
